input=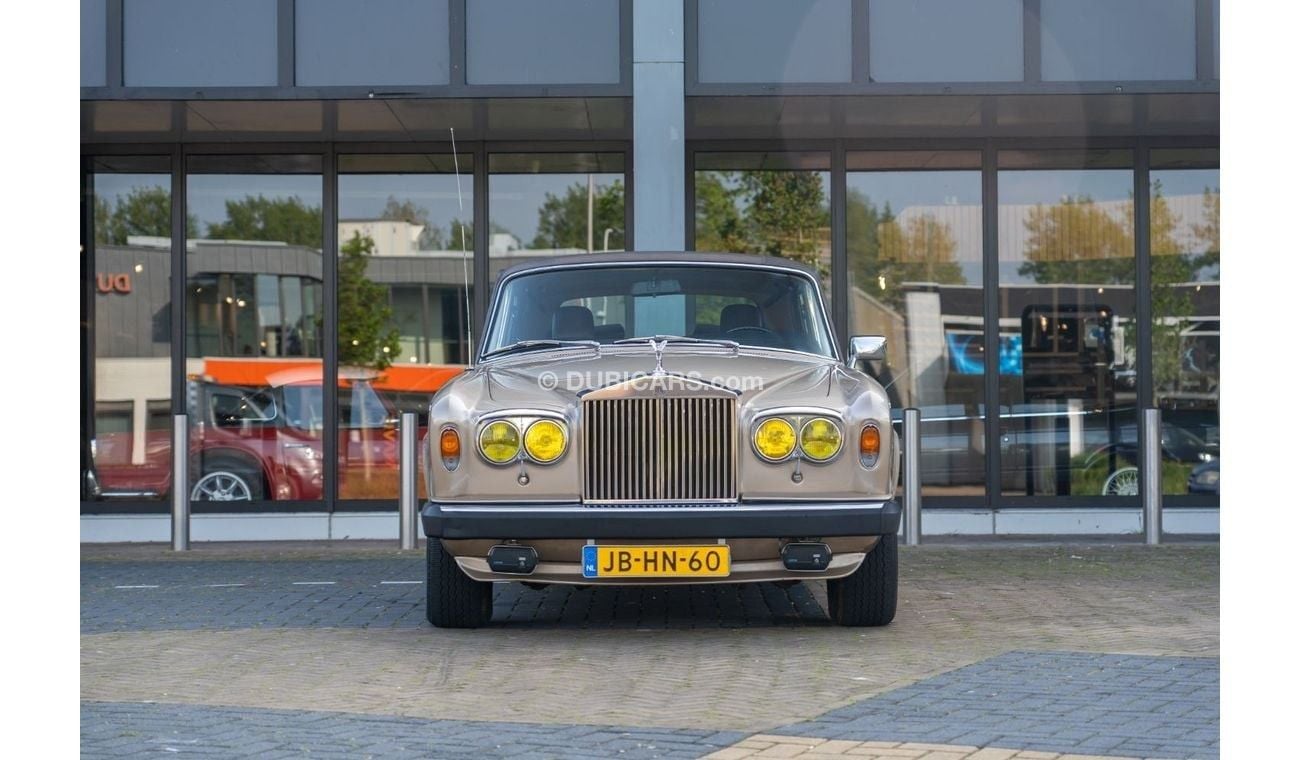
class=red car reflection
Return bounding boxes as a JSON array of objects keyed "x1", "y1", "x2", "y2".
[{"x1": 89, "y1": 368, "x2": 420, "y2": 502}]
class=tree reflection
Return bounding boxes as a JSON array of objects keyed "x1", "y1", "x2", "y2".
[
  {"x1": 846, "y1": 188, "x2": 966, "y2": 311},
  {"x1": 694, "y1": 171, "x2": 830, "y2": 272}
]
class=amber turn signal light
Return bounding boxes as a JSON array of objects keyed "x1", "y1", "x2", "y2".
[
  {"x1": 859, "y1": 424, "x2": 881, "y2": 468},
  {"x1": 439, "y1": 427, "x2": 461, "y2": 470}
]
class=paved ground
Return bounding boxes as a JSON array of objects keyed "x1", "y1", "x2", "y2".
[{"x1": 81, "y1": 541, "x2": 1218, "y2": 759}]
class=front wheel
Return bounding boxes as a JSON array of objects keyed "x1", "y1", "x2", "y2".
[
  {"x1": 426, "y1": 538, "x2": 492, "y2": 628},
  {"x1": 189, "y1": 467, "x2": 259, "y2": 501},
  {"x1": 1102, "y1": 466, "x2": 1140, "y2": 496},
  {"x1": 827, "y1": 533, "x2": 898, "y2": 627}
]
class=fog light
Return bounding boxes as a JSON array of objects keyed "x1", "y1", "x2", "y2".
[
  {"x1": 487, "y1": 545, "x2": 538, "y2": 574},
  {"x1": 782, "y1": 542, "x2": 832, "y2": 571}
]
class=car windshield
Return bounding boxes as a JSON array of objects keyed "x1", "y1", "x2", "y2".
[{"x1": 483, "y1": 264, "x2": 836, "y2": 357}]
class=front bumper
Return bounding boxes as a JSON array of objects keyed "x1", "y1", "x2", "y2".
[{"x1": 421, "y1": 499, "x2": 901, "y2": 540}]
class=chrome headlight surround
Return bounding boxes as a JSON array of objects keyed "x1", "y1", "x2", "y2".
[
  {"x1": 475, "y1": 410, "x2": 569, "y2": 466},
  {"x1": 750, "y1": 409, "x2": 845, "y2": 465}
]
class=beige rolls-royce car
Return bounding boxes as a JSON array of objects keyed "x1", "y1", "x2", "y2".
[{"x1": 422, "y1": 252, "x2": 901, "y2": 628}]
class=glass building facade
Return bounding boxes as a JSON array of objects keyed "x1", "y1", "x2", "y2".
[{"x1": 82, "y1": 0, "x2": 1218, "y2": 533}]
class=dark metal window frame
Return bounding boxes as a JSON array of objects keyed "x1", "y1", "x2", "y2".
[
  {"x1": 81, "y1": 139, "x2": 633, "y2": 516},
  {"x1": 83, "y1": 0, "x2": 634, "y2": 100},
  {"x1": 685, "y1": 134, "x2": 1220, "y2": 511},
  {"x1": 684, "y1": 0, "x2": 1219, "y2": 96}
]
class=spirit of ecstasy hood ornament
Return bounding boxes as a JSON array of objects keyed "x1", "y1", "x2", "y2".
[{"x1": 651, "y1": 339, "x2": 667, "y2": 375}]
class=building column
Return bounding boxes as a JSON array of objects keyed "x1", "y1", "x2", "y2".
[{"x1": 632, "y1": 0, "x2": 685, "y2": 251}]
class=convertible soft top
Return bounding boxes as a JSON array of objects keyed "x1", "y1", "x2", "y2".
[{"x1": 495, "y1": 251, "x2": 821, "y2": 282}]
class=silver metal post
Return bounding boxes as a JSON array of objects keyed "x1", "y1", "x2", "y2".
[
  {"x1": 1142, "y1": 407, "x2": 1163, "y2": 545},
  {"x1": 903, "y1": 407, "x2": 921, "y2": 546},
  {"x1": 171, "y1": 413, "x2": 189, "y2": 551},
  {"x1": 399, "y1": 412, "x2": 418, "y2": 551}
]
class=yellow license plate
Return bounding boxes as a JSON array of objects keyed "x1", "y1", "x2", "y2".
[{"x1": 581, "y1": 545, "x2": 731, "y2": 578}]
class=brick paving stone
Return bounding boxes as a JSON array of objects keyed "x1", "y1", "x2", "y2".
[
  {"x1": 82, "y1": 702, "x2": 747, "y2": 759},
  {"x1": 777, "y1": 651, "x2": 1217, "y2": 760},
  {"x1": 83, "y1": 544, "x2": 1218, "y2": 756}
]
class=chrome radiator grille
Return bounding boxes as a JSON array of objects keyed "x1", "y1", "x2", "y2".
[{"x1": 582, "y1": 396, "x2": 737, "y2": 503}]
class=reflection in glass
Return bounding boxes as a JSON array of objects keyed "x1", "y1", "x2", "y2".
[
  {"x1": 846, "y1": 165, "x2": 984, "y2": 496},
  {"x1": 86, "y1": 162, "x2": 173, "y2": 501},
  {"x1": 1151, "y1": 165, "x2": 1219, "y2": 497},
  {"x1": 337, "y1": 156, "x2": 475, "y2": 499},
  {"x1": 487, "y1": 153, "x2": 625, "y2": 281},
  {"x1": 185, "y1": 160, "x2": 324, "y2": 503},
  {"x1": 998, "y1": 163, "x2": 1137, "y2": 497},
  {"x1": 694, "y1": 153, "x2": 831, "y2": 296}
]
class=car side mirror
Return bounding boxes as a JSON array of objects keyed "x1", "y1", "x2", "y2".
[{"x1": 849, "y1": 336, "x2": 887, "y2": 364}]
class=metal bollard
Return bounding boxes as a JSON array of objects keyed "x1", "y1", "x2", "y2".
[
  {"x1": 903, "y1": 407, "x2": 921, "y2": 546},
  {"x1": 1142, "y1": 408, "x2": 1163, "y2": 545},
  {"x1": 171, "y1": 413, "x2": 189, "y2": 551},
  {"x1": 399, "y1": 412, "x2": 418, "y2": 551}
]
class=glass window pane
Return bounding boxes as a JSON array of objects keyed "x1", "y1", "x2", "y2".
[
  {"x1": 82, "y1": 0, "x2": 107, "y2": 87},
  {"x1": 1041, "y1": 0, "x2": 1196, "y2": 81},
  {"x1": 847, "y1": 159, "x2": 984, "y2": 497},
  {"x1": 1151, "y1": 166, "x2": 1219, "y2": 499},
  {"x1": 87, "y1": 160, "x2": 173, "y2": 501},
  {"x1": 698, "y1": 0, "x2": 851, "y2": 84},
  {"x1": 488, "y1": 153, "x2": 626, "y2": 281},
  {"x1": 869, "y1": 0, "x2": 1022, "y2": 83},
  {"x1": 124, "y1": 0, "x2": 277, "y2": 87},
  {"x1": 998, "y1": 155, "x2": 1136, "y2": 498},
  {"x1": 296, "y1": 0, "x2": 450, "y2": 86},
  {"x1": 186, "y1": 158, "x2": 323, "y2": 503},
  {"x1": 467, "y1": 0, "x2": 620, "y2": 84},
  {"x1": 693, "y1": 152, "x2": 831, "y2": 299},
  {"x1": 337, "y1": 155, "x2": 474, "y2": 499}
]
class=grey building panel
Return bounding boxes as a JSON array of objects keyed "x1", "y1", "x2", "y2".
[
  {"x1": 1041, "y1": 0, "x2": 1196, "y2": 81},
  {"x1": 1212, "y1": 0, "x2": 1219, "y2": 79},
  {"x1": 95, "y1": 246, "x2": 171, "y2": 359},
  {"x1": 466, "y1": 0, "x2": 621, "y2": 84},
  {"x1": 634, "y1": 62, "x2": 685, "y2": 250},
  {"x1": 187, "y1": 245, "x2": 323, "y2": 280},
  {"x1": 295, "y1": 0, "x2": 451, "y2": 87},
  {"x1": 123, "y1": 0, "x2": 278, "y2": 87},
  {"x1": 697, "y1": 0, "x2": 851, "y2": 83},
  {"x1": 635, "y1": 0, "x2": 683, "y2": 63},
  {"x1": 82, "y1": 0, "x2": 107, "y2": 87},
  {"x1": 869, "y1": 0, "x2": 1023, "y2": 83},
  {"x1": 364, "y1": 256, "x2": 469, "y2": 287}
]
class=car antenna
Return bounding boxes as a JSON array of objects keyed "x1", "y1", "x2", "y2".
[{"x1": 450, "y1": 127, "x2": 473, "y2": 364}]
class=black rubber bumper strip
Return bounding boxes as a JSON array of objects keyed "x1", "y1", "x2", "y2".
[{"x1": 421, "y1": 500, "x2": 901, "y2": 540}]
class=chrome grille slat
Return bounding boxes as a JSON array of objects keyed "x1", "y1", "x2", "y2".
[{"x1": 582, "y1": 395, "x2": 737, "y2": 504}]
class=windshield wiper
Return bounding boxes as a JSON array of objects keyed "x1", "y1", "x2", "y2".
[
  {"x1": 613, "y1": 335, "x2": 740, "y2": 350},
  {"x1": 481, "y1": 339, "x2": 600, "y2": 359}
]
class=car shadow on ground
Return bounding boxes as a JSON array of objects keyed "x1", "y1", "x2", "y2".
[{"x1": 488, "y1": 580, "x2": 834, "y2": 629}]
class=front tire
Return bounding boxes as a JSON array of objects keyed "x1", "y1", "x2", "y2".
[
  {"x1": 1102, "y1": 466, "x2": 1140, "y2": 496},
  {"x1": 827, "y1": 533, "x2": 898, "y2": 627},
  {"x1": 425, "y1": 538, "x2": 492, "y2": 628}
]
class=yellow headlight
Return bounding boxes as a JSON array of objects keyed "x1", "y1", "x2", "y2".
[
  {"x1": 753, "y1": 417, "x2": 797, "y2": 462},
  {"x1": 800, "y1": 417, "x2": 843, "y2": 461},
  {"x1": 478, "y1": 420, "x2": 520, "y2": 464},
  {"x1": 524, "y1": 419, "x2": 567, "y2": 463}
]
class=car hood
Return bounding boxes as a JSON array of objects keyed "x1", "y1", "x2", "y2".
[{"x1": 440, "y1": 344, "x2": 880, "y2": 412}]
